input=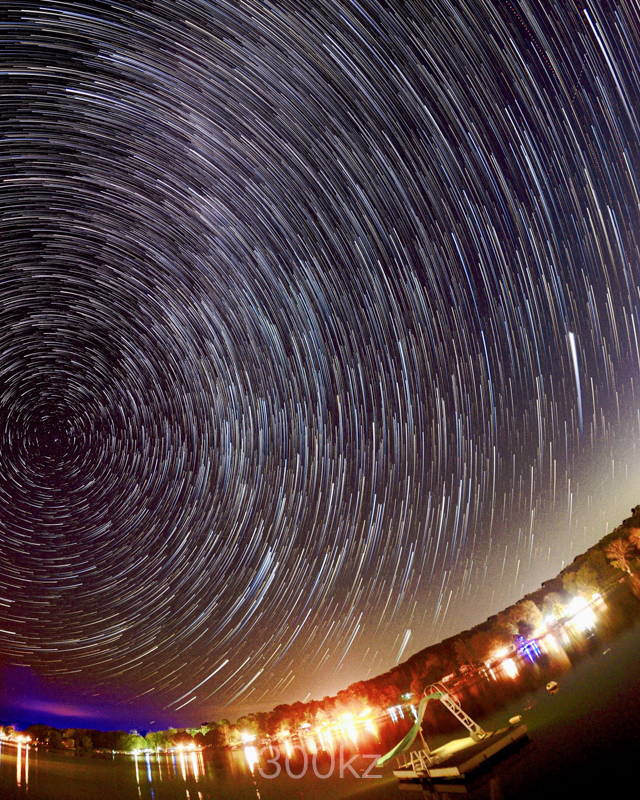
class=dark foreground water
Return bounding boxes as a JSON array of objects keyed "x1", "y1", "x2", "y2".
[
  {"x1": 436, "y1": 617, "x2": 640, "y2": 799},
  {"x1": 3, "y1": 596, "x2": 640, "y2": 800}
]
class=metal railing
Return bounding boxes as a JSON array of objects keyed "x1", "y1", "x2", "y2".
[{"x1": 396, "y1": 747, "x2": 432, "y2": 773}]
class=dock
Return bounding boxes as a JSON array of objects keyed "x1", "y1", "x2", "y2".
[{"x1": 393, "y1": 721, "x2": 528, "y2": 782}]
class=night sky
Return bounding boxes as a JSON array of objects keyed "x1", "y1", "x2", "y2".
[{"x1": 2, "y1": 0, "x2": 640, "y2": 731}]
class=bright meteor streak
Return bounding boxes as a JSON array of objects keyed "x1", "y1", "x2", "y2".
[{"x1": 568, "y1": 332, "x2": 583, "y2": 437}]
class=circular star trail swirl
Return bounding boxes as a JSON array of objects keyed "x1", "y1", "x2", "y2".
[{"x1": 2, "y1": 0, "x2": 640, "y2": 720}]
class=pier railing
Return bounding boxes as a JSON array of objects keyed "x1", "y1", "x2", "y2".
[{"x1": 396, "y1": 747, "x2": 432, "y2": 774}]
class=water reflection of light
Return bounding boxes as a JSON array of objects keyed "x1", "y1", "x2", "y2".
[
  {"x1": 145, "y1": 753, "x2": 155, "y2": 800},
  {"x1": 502, "y1": 658, "x2": 519, "y2": 678},
  {"x1": 303, "y1": 735, "x2": 318, "y2": 754},
  {"x1": 364, "y1": 718, "x2": 377, "y2": 736},
  {"x1": 190, "y1": 749, "x2": 201, "y2": 778},
  {"x1": 518, "y1": 639, "x2": 542, "y2": 662},
  {"x1": 134, "y1": 753, "x2": 142, "y2": 799},
  {"x1": 179, "y1": 748, "x2": 187, "y2": 781},
  {"x1": 317, "y1": 726, "x2": 334, "y2": 750},
  {"x1": 568, "y1": 596, "x2": 588, "y2": 614},
  {"x1": 339, "y1": 713, "x2": 358, "y2": 745},
  {"x1": 244, "y1": 745, "x2": 259, "y2": 773},
  {"x1": 387, "y1": 704, "x2": 406, "y2": 722},
  {"x1": 568, "y1": 597, "x2": 597, "y2": 631},
  {"x1": 16, "y1": 742, "x2": 21, "y2": 787}
]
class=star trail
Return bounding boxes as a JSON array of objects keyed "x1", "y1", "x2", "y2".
[{"x1": 2, "y1": 0, "x2": 640, "y2": 726}]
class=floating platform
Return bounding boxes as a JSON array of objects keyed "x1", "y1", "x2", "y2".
[{"x1": 393, "y1": 721, "x2": 528, "y2": 783}]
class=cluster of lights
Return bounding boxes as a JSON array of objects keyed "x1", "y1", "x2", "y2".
[
  {"x1": 132, "y1": 742, "x2": 201, "y2": 756},
  {"x1": 240, "y1": 710, "x2": 380, "y2": 772},
  {"x1": 483, "y1": 591, "x2": 605, "y2": 679},
  {"x1": 133, "y1": 742, "x2": 205, "y2": 786},
  {"x1": 238, "y1": 587, "x2": 607, "y2": 779},
  {"x1": 566, "y1": 596, "x2": 598, "y2": 632},
  {"x1": 0, "y1": 732, "x2": 31, "y2": 745},
  {"x1": 267, "y1": 707, "x2": 377, "y2": 752},
  {"x1": 387, "y1": 704, "x2": 408, "y2": 723}
]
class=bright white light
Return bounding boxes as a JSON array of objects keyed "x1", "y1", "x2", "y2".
[
  {"x1": 244, "y1": 745, "x2": 259, "y2": 774},
  {"x1": 566, "y1": 595, "x2": 597, "y2": 630},
  {"x1": 502, "y1": 658, "x2": 518, "y2": 678},
  {"x1": 568, "y1": 596, "x2": 588, "y2": 614}
]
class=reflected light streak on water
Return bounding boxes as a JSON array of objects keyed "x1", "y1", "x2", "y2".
[
  {"x1": 347, "y1": 723, "x2": 358, "y2": 745},
  {"x1": 319, "y1": 727, "x2": 333, "y2": 750},
  {"x1": 244, "y1": 745, "x2": 259, "y2": 773},
  {"x1": 239, "y1": 708, "x2": 382, "y2": 776},
  {"x1": 572, "y1": 606, "x2": 597, "y2": 632},
  {"x1": 338, "y1": 713, "x2": 359, "y2": 745},
  {"x1": 145, "y1": 746, "x2": 205, "y2": 782},
  {"x1": 189, "y1": 749, "x2": 199, "y2": 778},
  {"x1": 134, "y1": 753, "x2": 142, "y2": 799},
  {"x1": 502, "y1": 658, "x2": 519, "y2": 679},
  {"x1": 178, "y1": 749, "x2": 187, "y2": 781},
  {"x1": 145, "y1": 752, "x2": 156, "y2": 800}
]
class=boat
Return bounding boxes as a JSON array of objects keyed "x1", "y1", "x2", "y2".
[{"x1": 377, "y1": 683, "x2": 528, "y2": 786}]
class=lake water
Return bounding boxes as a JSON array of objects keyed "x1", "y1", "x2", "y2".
[
  {"x1": 0, "y1": 739, "x2": 402, "y2": 800},
  {"x1": 3, "y1": 585, "x2": 640, "y2": 799}
]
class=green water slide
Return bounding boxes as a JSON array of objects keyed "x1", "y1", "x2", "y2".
[{"x1": 376, "y1": 684, "x2": 485, "y2": 767}]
